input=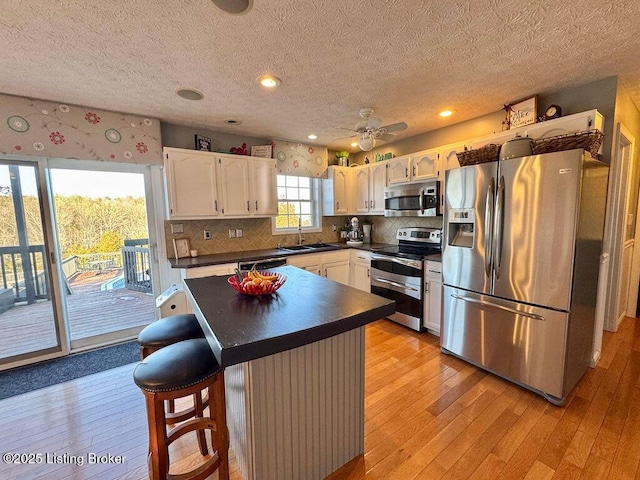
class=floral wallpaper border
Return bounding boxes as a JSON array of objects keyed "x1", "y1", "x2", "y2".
[
  {"x1": 271, "y1": 138, "x2": 328, "y2": 177},
  {"x1": 0, "y1": 93, "x2": 162, "y2": 165}
]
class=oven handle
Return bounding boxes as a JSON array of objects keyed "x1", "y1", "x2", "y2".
[
  {"x1": 371, "y1": 254, "x2": 423, "y2": 270},
  {"x1": 373, "y1": 277, "x2": 420, "y2": 292},
  {"x1": 451, "y1": 294, "x2": 545, "y2": 321}
]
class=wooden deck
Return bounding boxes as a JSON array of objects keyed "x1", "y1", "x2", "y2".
[
  {"x1": 0, "y1": 269, "x2": 155, "y2": 360},
  {"x1": 0, "y1": 317, "x2": 639, "y2": 479}
]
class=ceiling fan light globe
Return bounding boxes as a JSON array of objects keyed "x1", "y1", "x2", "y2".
[{"x1": 359, "y1": 134, "x2": 375, "y2": 151}]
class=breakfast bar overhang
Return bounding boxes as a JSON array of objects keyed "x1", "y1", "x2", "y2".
[{"x1": 183, "y1": 265, "x2": 395, "y2": 480}]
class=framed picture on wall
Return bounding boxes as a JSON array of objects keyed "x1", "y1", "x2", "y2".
[{"x1": 194, "y1": 134, "x2": 212, "y2": 151}]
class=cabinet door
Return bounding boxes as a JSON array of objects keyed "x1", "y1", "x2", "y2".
[
  {"x1": 218, "y1": 155, "x2": 251, "y2": 217},
  {"x1": 369, "y1": 163, "x2": 386, "y2": 215},
  {"x1": 427, "y1": 278, "x2": 442, "y2": 335},
  {"x1": 438, "y1": 142, "x2": 467, "y2": 210},
  {"x1": 332, "y1": 167, "x2": 351, "y2": 214},
  {"x1": 411, "y1": 149, "x2": 439, "y2": 181},
  {"x1": 353, "y1": 167, "x2": 370, "y2": 213},
  {"x1": 324, "y1": 261, "x2": 350, "y2": 285},
  {"x1": 353, "y1": 262, "x2": 370, "y2": 291},
  {"x1": 165, "y1": 148, "x2": 219, "y2": 219},
  {"x1": 251, "y1": 157, "x2": 277, "y2": 216},
  {"x1": 386, "y1": 156, "x2": 411, "y2": 185},
  {"x1": 287, "y1": 253, "x2": 321, "y2": 275}
]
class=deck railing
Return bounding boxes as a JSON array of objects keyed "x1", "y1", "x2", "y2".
[
  {"x1": 0, "y1": 239, "x2": 152, "y2": 303},
  {"x1": 0, "y1": 245, "x2": 49, "y2": 303}
]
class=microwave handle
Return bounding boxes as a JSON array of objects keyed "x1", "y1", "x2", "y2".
[{"x1": 419, "y1": 188, "x2": 424, "y2": 214}]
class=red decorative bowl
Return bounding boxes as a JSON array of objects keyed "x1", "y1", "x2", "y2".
[{"x1": 228, "y1": 272, "x2": 287, "y2": 296}]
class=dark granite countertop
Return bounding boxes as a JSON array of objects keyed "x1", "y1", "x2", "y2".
[
  {"x1": 170, "y1": 242, "x2": 393, "y2": 269},
  {"x1": 183, "y1": 265, "x2": 395, "y2": 367}
]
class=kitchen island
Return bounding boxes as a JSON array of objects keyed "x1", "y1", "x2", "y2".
[{"x1": 183, "y1": 265, "x2": 395, "y2": 480}]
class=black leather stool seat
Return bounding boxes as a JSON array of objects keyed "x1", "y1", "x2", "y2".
[
  {"x1": 133, "y1": 338, "x2": 221, "y2": 392},
  {"x1": 137, "y1": 313, "x2": 204, "y2": 351}
]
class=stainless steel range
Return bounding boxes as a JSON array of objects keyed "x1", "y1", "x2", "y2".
[{"x1": 370, "y1": 227, "x2": 442, "y2": 331}]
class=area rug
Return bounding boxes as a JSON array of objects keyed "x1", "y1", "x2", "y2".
[{"x1": 0, "y1": 341, "x2": 139, "y2": 400}]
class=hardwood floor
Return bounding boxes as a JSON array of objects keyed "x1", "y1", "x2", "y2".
[
  {"x1": 0, "y1": 269, "x2": 154, "y2": 360},
  {"x1": 1, "y1": 316, "x2": 639, "y2": 480}
]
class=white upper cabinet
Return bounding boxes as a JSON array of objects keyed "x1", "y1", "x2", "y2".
[
  {"x1": 164, "y1": 147, "x2": 219, "y2": 219},
  {"x1": 352, "y1": 166, "x2": 370, "y2": 214},
  {"x1": 164, "y1": 147, "x2": 277, "y2": 220},
  {"x1": 410, "y1": 148, "x2": 440, "y2": 181},
  {"x1": 249, "y1": 156, "x2": 278, "y2": 216},
  {"x1": 386, "y1": 155, "x2": 411, "y2": 185},
  {"x1": 218, "y1": 154, "x2": 252, "y2": 217},
  {"x1": 369, "y1": 162, "x2": 387, "y2": 215},
  {"x1": 322, "y1": 166, "x2": 352, "y2": 215},
  {"x1": 351, "y1": 162, "x2": 387, "y2": 215}
]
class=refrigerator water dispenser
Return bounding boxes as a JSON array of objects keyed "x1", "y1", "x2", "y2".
[{"x1": 447, "y1": 208, "x2": 475, "y2": 248}]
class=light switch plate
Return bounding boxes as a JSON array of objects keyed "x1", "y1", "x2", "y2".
[
  {"x1": 228, "y1": 229, "x2": 235, "y2": 238},
  {"x1": 170, "y1": 223, "x2": 184, "y2": 234},
  {"x1": 236, "y1": 228, "x2": 243, "y2": 238}
]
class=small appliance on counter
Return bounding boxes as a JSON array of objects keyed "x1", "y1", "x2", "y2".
[
  {"x1": 346, "y1": 217, "x2": 364, "y2": 246},
  {"x1": 362, "y1": 222, "x2": 372, "y2": 243}
]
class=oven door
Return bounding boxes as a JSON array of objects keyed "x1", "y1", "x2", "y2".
[{"x1": 370, "y1": 255, "x2": 423, "y2": 331}]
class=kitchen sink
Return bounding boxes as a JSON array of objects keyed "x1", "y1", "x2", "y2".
[
  {"x1": 279, "y1": 243, "x2": 337, "y2": 252},
  {"x1": 279, "y1": 245, "x2": 314, "y2": 251},
  {"x1": 304, "y1": 243, "x2": 335, "y2": 249}
]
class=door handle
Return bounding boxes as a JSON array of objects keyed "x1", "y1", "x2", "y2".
[
  {"x1": 494, "y1": 176, "x2": 505, "y2": 279},
  {"x1": 451, "y1": 294, "x2": 546, "y2": 321},
  {"x1": 373, "y1": 277, "x2": 419, "y2": 292},
  {"x1": 484, "y1": 178, "x2": 495, "y2": 279}
]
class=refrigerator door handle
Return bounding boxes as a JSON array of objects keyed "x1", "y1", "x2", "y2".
[
  {"x1": 494, "y1": 175, "x2": 505, "y2": 279},
  {"x1": 451, "y1": 294, "x2": 546, "y2": 321},
  {"x1": 484, "y1": 178, "x2": 495, "y2": 279}
]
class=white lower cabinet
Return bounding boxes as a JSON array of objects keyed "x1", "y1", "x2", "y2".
[
  {"x1": 351, "y1": 250, "x2": 371, "y2": 292},
  {"x1": 424, "y1": 261, "x2": 442, "y2": 335},
  {"x1": 322, "y1": 251, "x2": 351, "y2": 285},
  {"x1": 180, "y1": 263, "x2": 237, "y2": 313},
  {"x1": 287, "y1": 250, "x2": 352, "y2": 286},
  {"x1": 286, "y1": 253, "x2": 322, "y2": 276}
]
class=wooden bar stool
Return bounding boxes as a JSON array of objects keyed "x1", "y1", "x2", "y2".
[
  {"x1": 133, "y1": 338, "x2": 229, "y2": 480},
  {"x1": 138, "y1": 313, "x2": 205, "y2": 359}
]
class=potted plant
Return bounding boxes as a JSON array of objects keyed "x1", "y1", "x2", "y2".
[{"x1": 335, "y1": 151, "x2": 349, "y2": 166}]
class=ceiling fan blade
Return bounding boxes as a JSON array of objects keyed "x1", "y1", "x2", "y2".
[
  {"x1": 376, "y1": 133, "x2": 397, "y2": 142},
  {"x1": 380, "y1": 122, "x2": 407, "y2": 133},
  {"x1": 332, "y1": 133, "x2": 358, "y2": 141}
]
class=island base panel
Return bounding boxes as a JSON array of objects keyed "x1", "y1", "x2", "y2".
[{"x1": 225, "y1": 327, "x2": 365, "y2": 480}]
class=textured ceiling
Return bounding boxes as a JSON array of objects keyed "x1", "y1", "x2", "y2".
[{"x1": 2, "y1": 0, "x2": 640, "y2": 152}]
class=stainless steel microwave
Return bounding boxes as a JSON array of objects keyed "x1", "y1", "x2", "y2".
[{"x1": 384, "y1": 181, "x2": 440, "y2": 217}]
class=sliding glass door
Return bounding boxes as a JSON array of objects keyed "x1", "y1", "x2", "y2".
[
  {"x1": 48, "y1": 162, "x2": 160, "y2": 351},
  {"x1": 0, "y1": 157, "x2": 162, "y2": 369},
  {"x1": 0, "y1": 160, "x2": 67, "y2": 366}
]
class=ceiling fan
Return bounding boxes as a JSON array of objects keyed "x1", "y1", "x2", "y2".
[{"x1": 336, "y1": 107, "x2": 408, "y2": 151}]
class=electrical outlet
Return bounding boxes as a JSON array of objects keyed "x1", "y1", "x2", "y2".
[
  {"x1": 228, "y1": 229, "x2": 235, "y2": 238},
  {"x1": 236, "y1": 228, "x2": 243, "y2": 238},
  {"x1": 332, "y1": 224, "x2": 337, "y2": 232},
  {"x1": 204, "y1": 230, "x2": 212, "y2": 240},
  {"x1": 170, "y1": 223, "x2": 184, "y2": 234}
]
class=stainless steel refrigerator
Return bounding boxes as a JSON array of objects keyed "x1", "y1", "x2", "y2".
[{"x1": 441, "y1": 149, "x2": 608, "y2": 405}]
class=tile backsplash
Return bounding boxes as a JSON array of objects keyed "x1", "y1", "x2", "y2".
[{"x1": 164, "y1": 216, "x2": 443, "y2": 257}]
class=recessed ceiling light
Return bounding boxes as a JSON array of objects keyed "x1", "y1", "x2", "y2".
[
  {"x1": 225, "y1": 119, "x2": 242, "y2": 125},
  {"x1": 350, "y1": 142, "x2": 359, "y2": 147},
  {"x1": 438, "y1": 110, "x2": 454, "y2": 118},
  {"x1": 211, "y1": 0, "x2": 252, "y2": 14},
  {"x1": 176, "y1": 88, "x2": 204, "y2": 101},
  {"x1": 307, "y1": 134, "x2": 318, "y2": 140},
  {"x1": 256, "y1": 75, "x2": 282, "y2": 88}
]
